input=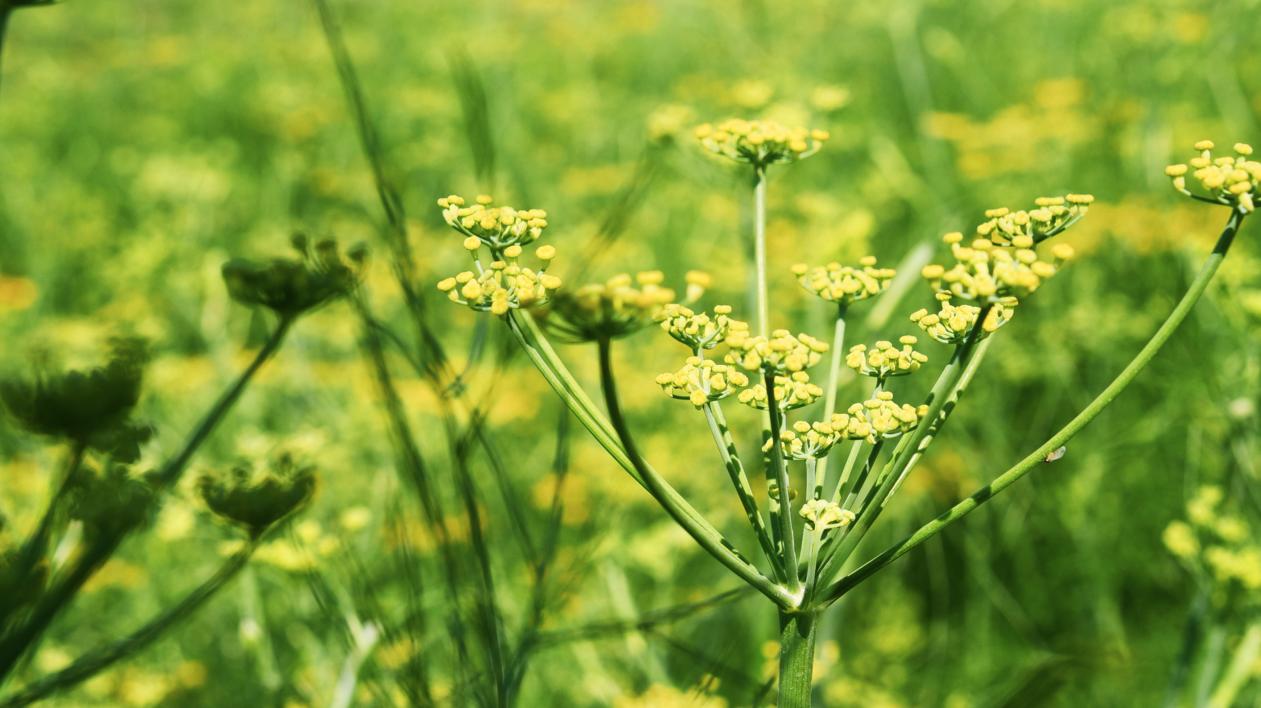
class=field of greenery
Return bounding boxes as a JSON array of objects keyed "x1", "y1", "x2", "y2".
[{"x1": 1, "y1": 0, "x2": 1260, "y2": 705}]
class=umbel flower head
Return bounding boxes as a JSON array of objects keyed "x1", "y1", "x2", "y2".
[
  {"x1": 842, "y1": 392, "x2": 928, "y2": 444},
  {"x1": 437, "y1": 244, "x2": 561, "y2": 315},
  {"x1": 1166, "y1": 140, "x2": 1260, "y2": 213},
  {"x1": 792, "y1": 257, "x2": 896, "y2": 306},
  {"x1": 546, "y1": 271, "x2": 709, "y2": 343},
  {"x1": 658, "y1": 304, "x2": 749, "y2": 351},
  {"x1": 438, "y1": 194, "x2": 549, "y2": 249},
  {"x1": 1165, "y1": 485, "x2": 1261, "y2": 598},
  {"x1": 695, "y1": 119, "x2": 829, "y2": 169},
  {"x1": 973, "y1": 196, "x2": 1093, "y2": 246},
  {"x1": 776, "y1": 420, "x2": 841, "y2": 460},
  {"x1": 737, "y1": 371, "x2": 824, "y2": 411},
  {"x1": 0, "y1": 337, "x2": 148, "y2": 445},
  {"x1": 799, "y1": 499, "x2": 855, "y2": 531},
  {"x1": 198, "y1": 452, "x2": 317, "y2": 538},
  {"x1": 725, "y1": 329, "x2": 829, "y2": 374},
  {"x1": 910, "y1": 293, "x2": 1017, "y2": 345},
  {"x1": 921, "y1": 226, "x2": 1077, "y2": 303},
  {"x1": 847, "y1": 336, "x2": 928, "y2": 381},
  {"x1": 655, "y1": 356, "x2": 749, "y2": 408},
  {"x1": 222, "y1": 235, "x2": 363, "y2": 318}
]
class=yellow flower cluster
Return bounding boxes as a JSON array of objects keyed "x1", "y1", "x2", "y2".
[
  {"x1": 846, "y1": 336, "x2": 928, "y2": 380},
  {"x1": 841, "y1": 392, "x2": 928, "y2": 443},
  {"x1": 799, "y1": 499, "x2": 855, "y2": 531},
  {"x1": 694, "y1": 119, "x2": 829, "y2": 169},
  {"x1": 436, "y1": 244, "x2": 561, "y2": 315},
  {"x1": 1166, "y1": 485, "x2": 1261, "y2": 594},
  {"x1": 547, "y1": 271, "x2": 709, "y2": 342},
  {"x1": 737, "y1": 372, "x2": 824, "y2": 411},
  {"x1": 655, "y1": 356, "x2": 750, "y2": 408},
  {"x1": 437, "y1": 194, "x2": 549, "y2": 249},
  {"x1": 658, "y1": 304, "x2": 748, "y2": 351},
  {"x1": 1165, "y1": 140, "x2": 1260, "y2": 213},
  {"x1": 791, "y1": 257, "x2": 896, "y2": 306},
  {"x1": 921, "y1": 229, "x2": 1076, "y2": 303},
  {"x1": 725, "y1": 329, "x2": 829, "y2": 374},
  {"x1": 973, "y1": 195, "x2": 1094, "y2": 246},
  {"x1": 909, "y1": 293, "x2": 1016, "y2": 345},
  {"x1": 776, "y1": 420, "x2": 842, "y2": 459}
]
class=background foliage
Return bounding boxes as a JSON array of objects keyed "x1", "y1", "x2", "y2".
[{"x1": 1, "y1": 0, "x2": 1259, "y2": 705}]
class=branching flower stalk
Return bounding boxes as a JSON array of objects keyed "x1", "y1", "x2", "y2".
[{"x1": 431, "y1": 137, "x2": 1253, "y2": 706}]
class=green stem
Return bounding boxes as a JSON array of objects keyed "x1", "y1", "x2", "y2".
[
  {"x1": 821, "y1": 210, "x2": 1246, "y2": 606},
  {"x1": 593, "y1": 337, "x2": 794, "y2": 607},
  {"x1": 763, "y1": 371, "x2": 799, "y2": 587},
  {"x1": 753, "y1": 168, "x2": 769, "y2": 338},
  {"x1": 155, "y1": 318, "x2": 293, "y2": 487},
  {"x1": 777, "y1": 610, "x2": 818, "y2": 708},
  {"x1": 815, "y1": 304, "x2": 848, "y2": 497},
  {"x1": 0, "y1": 543, "x2": 258, "y2": 707},
  {"x1": 1207, "y1": 622, "x2": 1261, "y2": 708},
  {"x1": 703, "y1": 402, "x2": 783, "y2": 578},
  {"x1": 0, "y1": 6, "x2": 11, "y2": 101}
]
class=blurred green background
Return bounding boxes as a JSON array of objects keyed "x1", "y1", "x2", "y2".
[{"x1": 1, "y1": 0, "x2": 1259, "y2": 705}]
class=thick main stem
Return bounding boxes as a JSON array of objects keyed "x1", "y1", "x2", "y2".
[
  {"x1": 777, "y1": 610, "x2": 818, "y2": 708},
  {"x1": 822, "y1": 210, "x2": 1246, "y2": 605}
]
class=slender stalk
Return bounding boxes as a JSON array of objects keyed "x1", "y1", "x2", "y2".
[
  {"x1": 595, "y1": 338, "x2": 794, "y2": 607},
  {"x1": 8, "y1": 443, "x2": 85, "y2": 592},
  {"x1": 753, "y1": 168, "x2": 770, "y2": 338},
  {"x1": 815, "y1": 304, "x2": 848, "y2": 496},
  {"x1": 703, "y1": 402, "x2": 783, "y2": 578},
  {"x1": 777, "y1": 610, "x2": 818, "y2": 708},
  {"x1": 1207, "y1": 623, "x2": 1261, "y2": 708},
  {"x1": 822, "y1": 210, "x2": 1246, "y2": 606},
  {"x1": 763, "y1": 371, "x2": 798, "y2": 587},
  {"x1": 0, "y1": 6, "x2": 11, "y2": 101},
  {"x1": 155, "y1": 318, "x2": 293, "y2": 487},
  {"x1": 0, "y1": 543, "x2": 258, "y2": 707}
]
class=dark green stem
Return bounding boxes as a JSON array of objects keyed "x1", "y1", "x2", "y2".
[
  {"x1": 777, "y1": 610, "x2": 818, "y2": 708},
  {"x1": 0, "y1": 543, "x2": 257, "y2": 706}
]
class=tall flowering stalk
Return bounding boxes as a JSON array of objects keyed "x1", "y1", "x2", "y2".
[{"x1": 431, "y1": 136, "x2": 1253, "y2": 705}]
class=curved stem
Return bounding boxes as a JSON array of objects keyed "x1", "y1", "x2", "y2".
[
  {"x1": 822, "y1": 210, "x2": 1246, "y2": 606},
  {"x1": 594, "y1": 338, "x2": 794, "y2": 607},
  {"x1": 0, "y1": 543, "x2": 258, "y2": 707},
  {"x1": 703, "y1": 402, "x2": 783, "y2": 578}
]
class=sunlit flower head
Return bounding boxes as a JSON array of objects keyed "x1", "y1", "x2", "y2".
[
  {"x1": 922, "y1": 224, "x2": 1077, "y2": 304},
  {"x1": 1165, "y1": 140, "x2": 1260, "y2": 213},
  {"x1": 737, "y1": 371, "x2": 823, "y2": 411},
  {"x1": 846, "y1": 336, "x2": 928, "y2": 381},
  {"x1": 437, "y1": 244, "x2": 561, "y2": 316},
  {"x1": 547, "y1": 271, "x2": 707, "y2": 343},
  {"x1": 909, "y1": 293, "x2": 1016, "y2": 345},
  {"x1": 655, "y1": 356, "x2": 750, "y2": 408},
  {"x1": 658, "y1": 304, "x2": 748, "y2": 351},
  {"x1": 841, "y1": 392, "x2": 928, "y2": 443},
  {"x1": 799, "y1": 499, "x2": 855, "y2": 531},
  {"x1": 776, "y1": 420, "x2": 841, "y2": 460},
  {"x1": 694, "y1": 119, "x2": 828, "y2": 170},
  {"x1": 437, "y1": 194, "x2": 550, "y2": 250},
  {"x1": 792, "y1": 256, "x2": 895, "y2": 306},
  {"x1": 725, "y1": 329, "x2": 828, "y2": 374},
  {"x1": 973, "y1": 195, "x2": 1093, "y2": 246}
]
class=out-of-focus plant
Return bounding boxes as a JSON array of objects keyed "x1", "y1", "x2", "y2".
[
  {"x1": 0, "y1": 236, "x2": 358, "y2": 700},
  {"x1": 429, "y1": 132, "x2": 1255, "y2": 705},
  {"x1": 1163, "y1": 485, "x2": 1261, "y2": 708}
]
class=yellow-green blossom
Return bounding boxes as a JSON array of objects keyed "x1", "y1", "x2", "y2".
[
  {"x1": 1165, "y1": 140, "x2": 1260, "y2": 213},
  {"x1": 776, "y1": 420, "x2": 841, "y2": 459},
  {"x1": 799, "y1": 499, "x2": 855, "y2": 531},
  {"x1": 846, "y1": 336, "x2": 928, "y2": 380},
  {"x1": 658, "y1": 304, "x2": 748, "y2": 350},
  {"x1": 922, "y1": 230, "x2": 1077, "y2": 303},
  {"x1": 437, "y1": 244, "x2": 561, "y2": 316},
  {"x1": 737, "y1": 372, "x2": 824, "y2": 411},
  {"x1": 725, "y1": 329, "x2": 828, "y2": 374},
  {"x1": 547, "y1": 271, "x2": 708, "y2": 342},
  {"x1": 437, "y1": 194, "x2": 549, "y2": 249},
  {"x1": 1162, "y1": 520, "x2": 1199, "y2": 560},
  {"x1": 695, "y1": 119, "x2": 828, "y2": 169},
  {"x1": 909, "y1": 293, "x2": 1017, "y2": 345},
  {"x1": 655, "y1": 356, "x2": 750, "y2": 408},
  {"x1": 791, "y1": 257, "x2": 895, "y2": 306},
  {"x1": 973, "y1": 195, "x2": 1093, "y2": 246},
  {"x1": 842, "y1": 392, "x2": 928, "y2": 443}
]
